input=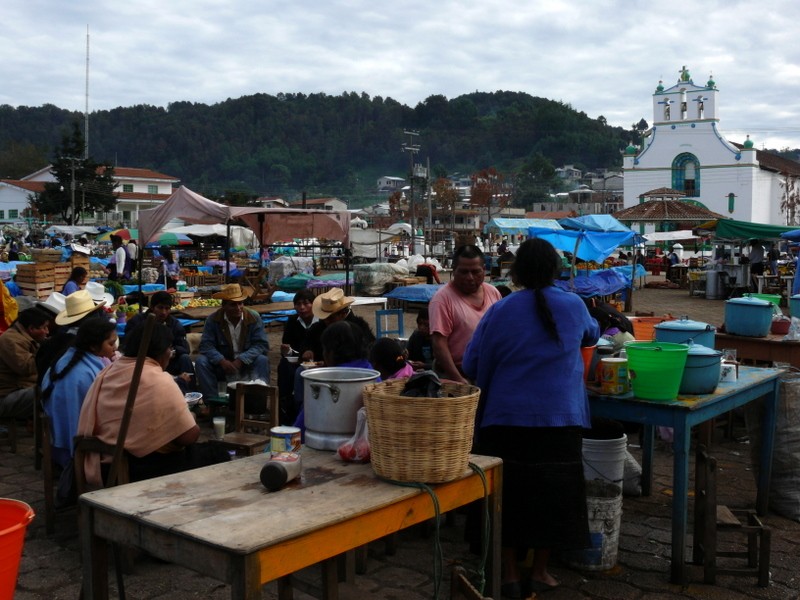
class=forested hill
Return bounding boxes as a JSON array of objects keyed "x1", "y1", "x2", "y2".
[{"x1": 0, "y1": 91, "x2": 632, "y2": 206}]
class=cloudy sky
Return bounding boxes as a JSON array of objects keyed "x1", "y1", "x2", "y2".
[{"x1": 4, "y1": 0, "x2": 800, "y2": 150}]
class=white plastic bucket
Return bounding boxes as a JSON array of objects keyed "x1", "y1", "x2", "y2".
[
  {"x1": 582, "y1": 434, "x2": 627, "y2": 490},
  {"x1": 567, "y1": 480, "x2": 623, "y2": 571}
]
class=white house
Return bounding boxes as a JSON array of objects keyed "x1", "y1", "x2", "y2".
[
  {"x1": 1, "y1": 165, "x2": 179, "y2": 227},
  {"x1": 377, "y1": 176, "x2": 406, "y2": 193},
  {"x1": 288, "y1": 197, "x2": 348, "y2": 211},
  {"x1": 623, "y1": 66, "x2": 800, "y2": 225}
]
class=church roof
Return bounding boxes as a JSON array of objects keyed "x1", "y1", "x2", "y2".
[{"x1": 731, "y1": 143, "x2": 800, "y2": 177}]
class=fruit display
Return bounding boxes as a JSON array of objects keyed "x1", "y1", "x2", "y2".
[{"x1": 182, "y1": 298, "x2": 223, "y2": 308}]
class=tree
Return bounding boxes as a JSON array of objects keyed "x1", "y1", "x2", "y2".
[
  {"x1": 470, "y1": 167, "x2": 509, "y2": 223},
  {"x1": 388, "y1": 191, "x2": 404, "y2": 220},
  {"x1": 432, "y1": 177, "x2": 460, "y2": 236},
  {"x1": 31, "y1": 122, "x2": 118, "y2": 225},
  {"x1": 513, "y1": 152, "x2": 557, "y2": 208},
  {"x1": 0, "y1": 141, "x2": 48, "y2": 179}
]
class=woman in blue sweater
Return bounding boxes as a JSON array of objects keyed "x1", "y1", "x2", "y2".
[{"x1": 463, "y1": 238, "x2": 600, "y2": 597}]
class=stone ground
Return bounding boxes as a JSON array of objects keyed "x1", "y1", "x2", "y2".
[{"x1": 3, "y1": 274, "x2": 800, "y2": 599}]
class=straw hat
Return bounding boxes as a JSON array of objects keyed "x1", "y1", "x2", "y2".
[
  {"x1": 312, "y1": 288, "x2": 354, "y2": 320},
  {"x1": 38, "y1": 292, "x2": 66, "y2": 317},
  {"x1": 212, "y1": 283, "x2": 253, "y2": 302},
  {"x1": 86, "y1": 281, "x2": 115, "y2": 306},
  {"x1": 55, "y1": 289, "x2": 105, "y2": 325}
]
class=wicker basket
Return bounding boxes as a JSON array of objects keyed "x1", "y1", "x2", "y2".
[{"x1": 363, "y1": 378, "x2": 480, "y2": 484}]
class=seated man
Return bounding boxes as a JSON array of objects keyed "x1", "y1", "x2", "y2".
[
  {"x1": 0, "y1": 307, "x2": 50, "y2": 420},
  {"x1": 194, "y1": 284, "x2": 270, "y2": 401},
  {"x1": 125, "y1": 291, "x2": 194, "y2": 392}
]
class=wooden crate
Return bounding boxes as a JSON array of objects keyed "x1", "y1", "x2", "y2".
[
  {"x1": 53, "y1": 263, "x2": 72, "y2": 287},
  {"x1": 30, "y1": 248, "x2": 63, "y2": 263},
  {"x1": 19, "y1": 281, "x2": 55, "y2": 300},
  {"x1": 16, "y1": 263, "x2": 55, "y2": 284},
  {"x1": 71, "y1": 255, "x2": 90, "y2": 268}
]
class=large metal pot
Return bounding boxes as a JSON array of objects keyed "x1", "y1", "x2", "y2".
[{"x1": 300, "y1": 367, "x2": 380, "y2": 450}]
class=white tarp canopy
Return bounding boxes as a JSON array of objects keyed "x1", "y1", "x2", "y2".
[
  {"x1": 139, "y1": 186, "x2": 351, "y2": 247},
  {"x1": 164, "y1": 223, "x2": 257, "y2": 249},
  {"x1": 349, "y1": 228, "x2": 403, "y2": 259},
  {"x1": 642, "y1": 230, "x2": 699, "y2": 242},
  {"x1": 45, "y1": 225, "x2": 100, "y2": 237}
]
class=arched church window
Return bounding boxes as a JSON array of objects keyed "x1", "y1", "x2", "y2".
[
  {"x1": 672, "y1": 153, "x2": 700, "y2": 197},
  {"x1": 664, "y1": 101, "x2": 671, "y2": 120}
]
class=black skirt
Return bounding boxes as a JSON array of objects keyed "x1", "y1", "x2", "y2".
[{"x1": 476, "y1": 425, "x2": 590, "y2": 551}]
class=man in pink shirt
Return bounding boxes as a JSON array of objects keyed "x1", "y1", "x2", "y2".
[{"x1": 429, "y1": 245, "x2": 502, "y2": 383}]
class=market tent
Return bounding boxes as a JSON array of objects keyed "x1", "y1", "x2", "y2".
[
  {"x1": 349, "y1": 228, "x2": 402, "y2": 259},
  {"x1": 227, "y1": 206, "x2": 350, "y2": 246},
  {"x1": 45, "y1": 225, "x2": 100, "y2": 237},
  {"x1": 528, "y1": 227, "x2": 637, "y2": 263},
  {"x1": 559, "y1": 214, "x2": 632, "y2": 233},
  {"x1": 695, "y1": 218, "x2": 797, "y2": 241},
  {"x1": 139, "y1": 186, "x2": 230, "y2": 246},
  {"x1": 642, "y1": 230, "x2": 699, "y2": 242},
  {"x1": 483, "y1": 218, "x2": 562, "y2": 236},
  {"x1": 164, "y1": 223, "x2": 257, "y2": 248}
]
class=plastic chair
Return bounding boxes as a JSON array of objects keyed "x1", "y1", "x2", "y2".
[{"x1": 375, "y1": 309, "x2": 404, "y2": 339}]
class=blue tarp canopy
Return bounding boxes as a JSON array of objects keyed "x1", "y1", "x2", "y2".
[
  {"x1": 558, "y1": 214, "x2": 633, "y2": 233},
  {"x1": 384, "y1": 284, "x2": 443, "y2": 303},
  {"x1": 528, "y1": 227, "x2": 637, "y2": 263},
  {"x1": 779, "y1": 229, "x2": 800, "y2": 242},
  {"x1": 483, "y1": 218, "x2": 562, "y2": 236},
  {"x1": 554, "y1": 265, "x2": 647, "y2": 298}
]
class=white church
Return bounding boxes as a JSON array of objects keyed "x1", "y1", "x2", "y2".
[{"x1": 623, "y1": 66, "x2": 800, "y2": 226}]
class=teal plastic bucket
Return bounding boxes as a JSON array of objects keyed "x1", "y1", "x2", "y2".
[{"x1": 626, "y1": 342, "x2": 689, "y2": 401}]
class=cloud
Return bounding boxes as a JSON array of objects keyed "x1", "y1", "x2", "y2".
[{"x1": 2, "y1": 0, "x2": 800, "y2": 149}]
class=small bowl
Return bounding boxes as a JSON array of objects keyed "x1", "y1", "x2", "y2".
[
  {"x1": 184, "y1": 392, "x2": 203, "y2": 407},
  {"x1": 286, "y1": 355, "x2": 299, "y2": 364}
]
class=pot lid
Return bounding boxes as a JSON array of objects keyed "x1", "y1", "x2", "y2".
[
  {"x1": 655, "y1": 316, "x2": 715, "y2": 332},
  {"x1": 727, "y1": 297, "x2": 771, "y2": 306},
  {"x1": 300, "y1": 367, "x2": 381, "y2": 382},
  {"x1": 685, "y1": 343, "x2": 722, "y2": 357}
]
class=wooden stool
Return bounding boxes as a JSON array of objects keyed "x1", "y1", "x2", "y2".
[{"x1": 694, "y1": 445, "x2": 771, "y2": 587}]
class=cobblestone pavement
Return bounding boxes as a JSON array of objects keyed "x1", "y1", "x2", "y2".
[{"x1": 3, "y1": 281, "x2": 800, "y2": 599}]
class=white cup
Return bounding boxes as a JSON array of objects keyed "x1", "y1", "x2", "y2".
[
  {"x1": 217, "y1": 380, "x2": 228, "y2": 398},
  {"x1": 213, "y1": 416, "x2": 226, "y2": 440}
]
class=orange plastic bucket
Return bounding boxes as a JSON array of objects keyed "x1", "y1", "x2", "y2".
[
  {"x1": 0, "y1": 498, "x2": 35, "y2": 598},
  {"x1": 581, "y1": 346, "x2": 596, "y2": 382}
]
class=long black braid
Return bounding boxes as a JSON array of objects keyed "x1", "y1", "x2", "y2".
[
  {"x1": 509, "y1": 238, "x2": 562, "y2": 345},
  {"x1": 41, "y1": 317, "x2": 116, "y2": 402}
]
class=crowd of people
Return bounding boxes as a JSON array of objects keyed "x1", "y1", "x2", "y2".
[{"x1": 0, "y1": 237, "x2": 625, "y2": 598}]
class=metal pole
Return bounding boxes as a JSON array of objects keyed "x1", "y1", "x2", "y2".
[{"x1": 70, "y1": 160, "x2": 76, "y2": 225}]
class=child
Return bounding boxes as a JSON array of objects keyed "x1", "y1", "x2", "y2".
[
  {"x1": 406, "y1": 308, "x2": 433, "y2": 370},
  {"x1": 370, "y1": 337, "x2": 415, "y2": 380}
]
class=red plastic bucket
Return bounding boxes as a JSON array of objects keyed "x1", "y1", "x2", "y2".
[
  {"x1": 0, "y1": 499, "x2": 35, "y2": 598},
  {"x1": 580, "y1": 346, "x2": 596, "y2": 382}
]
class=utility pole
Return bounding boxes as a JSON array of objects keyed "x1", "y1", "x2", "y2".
[{"x1": 402, "y1": 131, "x2": 420, "y2": 254}]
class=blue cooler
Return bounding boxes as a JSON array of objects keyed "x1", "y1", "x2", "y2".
[
  {"x1": 654, "y1": 317, "x2": 716, "y2": 348},
  {"x1": 725, "y1": 297, "x2": 773, "y2": 337}
]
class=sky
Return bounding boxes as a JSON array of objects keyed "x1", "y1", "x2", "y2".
[{"x1": 4, "y1": 0, "x2": 800, "y2": 151}]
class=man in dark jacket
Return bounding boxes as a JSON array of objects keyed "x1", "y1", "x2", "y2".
[
  {"x1": 125, "y1": 291, "x2": 194, "y2": 390},
  {"x1": 194, "y1": 284, "x2": 270, "y2": 401}
]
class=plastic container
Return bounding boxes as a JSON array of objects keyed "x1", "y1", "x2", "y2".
[
  {"x1": 0, "y1": 499, "x2": 35, "y2": 599},
  {"x1": 790, "y1": 294, "x2": 800, "y2": 319},
  {"x1": 259, "y1": 452, "x2": 302, "y2": 491},
  {"x1": 654, "y1": 316, "x2": 716, "y2": 348},
  {"x1": 679, "y1": 345, "x2": 722, "y2": 395},
  {"x1": 625, "y1": 341, "x2": 689, "y2": 401},
  {"x1": 580, "y1": 346, "x2": 596, "y2": 382},
  {"x1": 599, "y1": 358, "x2": 629, "y2": 395},
  {"x1": 582, "y1": 434, "x2": 627, "y2": 490},
  {"x1": 725, "y1": 297, "x2": 773, "y2": 337},
  {"x1": 744, "y1": 292, "x2": 781, "y2": 308},
  {"x1": 565, "y1": 480, "x2": 623, "y2": 571}
]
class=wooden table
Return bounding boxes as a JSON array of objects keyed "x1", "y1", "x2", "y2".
[
  {"x1": 80, "y1": 449, "x2": 502, "y2": 599},
  {"x1": 716, "y1": 332, "x2": 800, "y2": 368},
  {"x1": 175, "y1": 297, "x2": 388, "y2": 322},
  {"x1": 588, "y1": 366, "x2": 781, "y2": 584}
]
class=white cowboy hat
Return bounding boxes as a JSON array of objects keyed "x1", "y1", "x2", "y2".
[
  {"x1": 211, "y1": 283, "x2": 253, "y2": 302},
  {"x1": 312, "y1": 288, "x2": 354, "y2": 320},
  {"x1": 86, "y1": 281, "x2": 115, "y2": 306},
  {"x1": 55, "y1": 289, "x2": 105, "y2": 326},
  {"x1": 38, "y1": 292, "x2": 66, "y2": 317}
]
